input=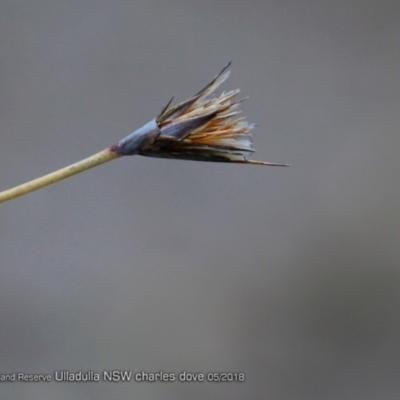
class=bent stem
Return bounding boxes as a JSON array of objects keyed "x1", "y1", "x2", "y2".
[{"x1": 0, "y1": 148, "x2": 118, "y2": 204}]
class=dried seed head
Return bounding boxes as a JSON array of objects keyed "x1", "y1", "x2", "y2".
[{"x1": 115, "y1": 63, "x2": 290, "y2": 166}]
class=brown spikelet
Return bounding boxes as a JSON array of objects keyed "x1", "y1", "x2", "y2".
[{"x1": 140, "y1": 63, "x2": 290, "y2": 166}]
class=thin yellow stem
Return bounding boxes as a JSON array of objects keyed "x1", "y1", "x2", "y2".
[{"x1": 0, "y1": 148, "x2": 118, "y2": 204}]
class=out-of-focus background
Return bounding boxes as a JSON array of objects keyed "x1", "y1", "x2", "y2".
[{"x1": 0, "y1": 1, "x2": 399, "y2": 399}]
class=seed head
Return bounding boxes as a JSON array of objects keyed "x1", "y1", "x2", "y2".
[{"x1": 115, "y1": 63, "x2": 290, "y2": 166}]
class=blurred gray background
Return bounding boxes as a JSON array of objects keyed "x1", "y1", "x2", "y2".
[{"x1": 0, "y1": 0, "x2": 399, "y2": 399}]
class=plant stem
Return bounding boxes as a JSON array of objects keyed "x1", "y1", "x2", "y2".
[{"x1": 0, "y1": 148, "x2": 118, "y2": 204}]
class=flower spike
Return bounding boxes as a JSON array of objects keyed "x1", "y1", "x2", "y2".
[
  {"x1": 0, "y1": 64, "x2": 290, "y2": 204},
  {"x1": 116, "y1": 63, "x2": 291, "y2": 166}
]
